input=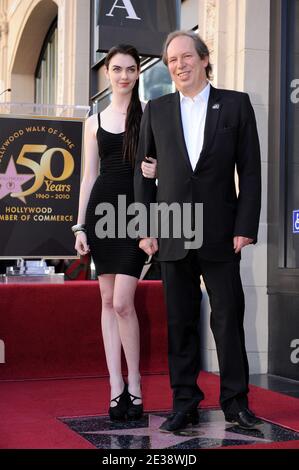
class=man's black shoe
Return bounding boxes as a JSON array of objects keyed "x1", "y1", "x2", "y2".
[
  {"x1": 225, "y1": 408, "x2": 262, "y2": 429},
  {"x1": 159, "y1": 410, "x2": 199, "y2": 433}
]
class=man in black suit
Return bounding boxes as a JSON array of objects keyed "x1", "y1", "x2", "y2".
[{"x1": 134, "y1": 31, "x2": 261, "y2": 432}]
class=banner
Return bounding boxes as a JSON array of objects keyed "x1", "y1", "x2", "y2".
[
  {"x1": 98, "y1": 0, "x2": 180, "y2": 56},
  {"x1": 0, "y1": 116, "x2": 84, "y2": 258}
]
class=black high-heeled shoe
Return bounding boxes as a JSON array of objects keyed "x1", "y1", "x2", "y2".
[
  {"x1": 108, "y1": 384, "x2": 128, "y2": 421},
  {"x1": 127, "y1": 390, "x2": 143, "y2": 420}
]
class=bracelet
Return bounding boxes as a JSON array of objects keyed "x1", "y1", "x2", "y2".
[
  {"x1": 74, "y1": 230, "x2": 86, "y2": 237},
  {"x1": 71, "y1": 223, "x2": 86, "y2": 233}
]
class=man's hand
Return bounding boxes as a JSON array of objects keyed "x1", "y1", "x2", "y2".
[
  {"x1": 139, "y1": 237, "x2": 158, "y2": 256},
  {"x1": 233, "y1": 236, "x2": 254, "y2": 253}
]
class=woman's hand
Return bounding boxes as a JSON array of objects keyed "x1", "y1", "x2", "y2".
[
  {"x1": 139, "y1": 237, "x2": 158, "y2": 256},
  {"x1": 75, "y1": 231, "x2": 90, "y2": 256},
  {"x1": 141, "y1": 156, "x2": 157, "y2": 179}
]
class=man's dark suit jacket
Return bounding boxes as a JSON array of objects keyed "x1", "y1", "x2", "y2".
[{"x1": 134, "y1": 85, "x2": 261, "y2": 262}]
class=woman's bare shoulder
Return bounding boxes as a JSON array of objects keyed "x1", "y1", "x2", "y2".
[
  {"x1": 86, "y1": 113, "x2": 98, "y2": 124},
  {"x1": 85, "y1": 113, "x2": 99, "y2": 134}
]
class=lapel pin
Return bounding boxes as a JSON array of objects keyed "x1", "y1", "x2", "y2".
[{"x1": 212, "y1": 104, "x2": 220, "y2": 109}]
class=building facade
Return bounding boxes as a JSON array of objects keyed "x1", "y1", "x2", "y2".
[{"x1": 0, "y1": 0, "x2": 90, "y2": 105}]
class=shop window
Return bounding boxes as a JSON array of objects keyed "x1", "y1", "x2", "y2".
[
  {"x1": 139, "y1": 59, "x2": 175, "y2": 101},
  {"x1": 284, "y1": 0, "x2": 299, "y2": 267},
  {"x1": 35, "y1": 19, "x2": 58, "y2": 104}
]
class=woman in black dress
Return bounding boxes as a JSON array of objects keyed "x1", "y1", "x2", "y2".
[{"x1": 74, "y1": 45, "x2": 156, "y2": 421}]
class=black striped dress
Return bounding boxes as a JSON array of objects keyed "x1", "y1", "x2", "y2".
[{"x1": 85, "y1": 114, "x2": 146, "y2": 278}]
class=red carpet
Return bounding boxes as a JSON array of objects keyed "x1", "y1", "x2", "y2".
[
  {"x1": 0, "y1": 373, "x2": 299, "y2": 449},
  {"x1": 1, "y1": 280, "x2": 299, "y2": 449}
]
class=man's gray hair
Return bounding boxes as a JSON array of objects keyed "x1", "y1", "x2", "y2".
[{"x1": 162, "y1": 30, "x2": 212, "y2": 79}]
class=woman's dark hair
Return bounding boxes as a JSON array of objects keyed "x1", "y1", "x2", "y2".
[{"x1": 105, "y1": 44, "x2": 142, "y2": 166}]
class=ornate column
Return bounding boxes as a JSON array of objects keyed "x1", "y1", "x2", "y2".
[{"x1": 56, "y1": 0, "x2": 90, "y2": 106}]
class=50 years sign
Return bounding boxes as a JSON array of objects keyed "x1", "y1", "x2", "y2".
[{"x1": 0, "y1": 116, "x2": 84, "y2": 258}]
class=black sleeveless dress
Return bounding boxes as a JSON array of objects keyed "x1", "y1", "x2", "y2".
[{"x1": 85, "y1": 115, "x2": 146, "y2": 278}]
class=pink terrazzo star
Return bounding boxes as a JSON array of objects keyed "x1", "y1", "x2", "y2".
[{"x1": 0, "y1": 156, "x2": 34, "y2": 203}]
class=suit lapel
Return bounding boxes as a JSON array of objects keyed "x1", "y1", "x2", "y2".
[
  {"x1": 172, "y1": 92, "x2": 193, "y2": 172},
  {"x1": 195, "y1": 85, "x2": 222, "y2": 172}
]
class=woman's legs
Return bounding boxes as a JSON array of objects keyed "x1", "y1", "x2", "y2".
[
  {"x1": 98, "y1": 274, "x2": 124, "y2": 404},
  {"x1": 113, "y1": 274, "x2": 142, "y2": 404}
]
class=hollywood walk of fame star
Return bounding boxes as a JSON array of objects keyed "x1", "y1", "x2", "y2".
[
  {"x1": 80, "y1": 414, "x2": 270, "y2": 449},
  {"x1": 0, "y1": 156, "x2": 34, "y2": 203}
]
